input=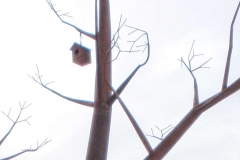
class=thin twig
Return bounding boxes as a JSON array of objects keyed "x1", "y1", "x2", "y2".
[
  {"x1": 0, "y1": 139, "x2": 51, "y2": 160},
  {"x1": 106, "y1": 15, "x2": 127, "y2": 62},
  {"x1": 146, "y1": 125, "x2": 173, "y2": 141},
  {"x1": 106, "y1": 18, "x2": 150, "y2": 64},
  {"x1": 192, "y1": 58, "x2": 212, "y2": 72},
  {"x1": 188, "y1": 40, "x2": 195, "y2": 70}
]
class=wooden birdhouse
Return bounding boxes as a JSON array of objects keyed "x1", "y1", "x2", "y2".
[{"x1": 70, "y1": 42, "x2": 91, "y2": 66}]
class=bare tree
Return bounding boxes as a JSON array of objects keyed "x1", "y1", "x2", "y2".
[
  {"x1": 0, "y1": 102, "x2": 51, "y2": 160},
  {"x1": 28, "y1": 0, "x2": 240, "y2": 159}
]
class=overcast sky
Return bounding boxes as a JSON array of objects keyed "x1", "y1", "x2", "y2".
[{"x1": 0, "y1": 0, "x2": 240, "y2": 160}]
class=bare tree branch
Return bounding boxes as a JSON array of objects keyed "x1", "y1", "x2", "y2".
[
  {"x1": 107, "y1": 65, "x2": 140, "y2": 106},
  {"x1": 46, "y1": 0, "x2": 96, "y2": 40},
  {"x1": 145, "y1": 3, "x2": 240, "y2": 159},
  {"x1": 107, "y1": 26, "x2": 150, "y2": 106},
  {"x1": 125, "y1": 25, "x2": 148, "y2": 54},
  {"x1": 105, "y1": 15, "x2": 128, "y2": 62},
  {"x1": 222, "y1": 2, "x2": 240, "y2": 90},
  {"x1": 188, "y1": 40, "x2": 195, "y2": 70},
  {"x1": 0, "y1": 102, "x2": 32, "y2": 146},
  {"x1": 106, "y1": 79, "x2": 153, "y2": 154},
  {"x1": 191, "y1": 58, "x2": 212, "y2": 72},
  {"x1": 179, "y1": 57, "x2": 199, "y2": 107},
  {"x1": 145, "y1": 77, "x2": 240, "y2": 160},
  {"x1": 111, "y1": 15, "x2": 126, "y2": 46},
  {"x1": 28, "y1": 65, "x2": 94, "y2": 108},
  {"x1": 145, "y1": 125, "x2": 173, "y2": 141},
  {"x1": 177, "y1": 41, "x2": 212, "y2": 107},
  {"x1": 144, "y1": 108, "x2": 202, "y2": 160},
  {"x1": 0, "y1": 139, "x2": 51, "y2": 160},
  {"x1": 105, "y1": 17, "x2": 149, "y2": 65},
  {"x1": 1, "y1": 103, "x2": 51, "y2": 159},
  {"x1": 196, "y1": 77, "x2": 240, "y2": 112}
]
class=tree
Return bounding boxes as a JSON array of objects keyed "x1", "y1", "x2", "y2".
[
  {"x1": 26, "y1": 0, "x2": 240, "y2": 159},
  {"x1": 1, "y1": 0, "x2": 240, "y2": 159}
]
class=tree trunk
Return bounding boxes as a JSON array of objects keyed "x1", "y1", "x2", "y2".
[{"x1": 86, "y1": 0, "x2": 112, "y2": 160}]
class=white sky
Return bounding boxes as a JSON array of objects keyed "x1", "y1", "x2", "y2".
[{"x1": 0, "y1": 0, "x2": 240, "y2": 159}]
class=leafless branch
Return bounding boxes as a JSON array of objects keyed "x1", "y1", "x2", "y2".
[
  {"x1": 187, "y1": 40, "x2": 195, "y2": 70},
  {"x1": 196, "y1": 77, "x2": 240, "y2": 112},
  {"x1": 178, "y1": 41, "x2": 212, "y2": 72},
  {"x1": 46, "y1": 0, "x2": 96, "y2": 40},
  {"x1": 2, "y1": 109, "x2": 14, "y2": 123},
  {"x1": 126, "y1": 29, "x2": 147, "y2": 52},
  {"x1": 179, "y1": 57, "x2": 199, "y2": 106},
  {"x1": 106, "y1": 79, "x2": 153, "y2": 154},
  {"x1": 107, "y1": 26, "x2": 150, "y2": 106},
  {"x1": 146, "y1": 77, "x2": 240, "y2": 160},
  {"x1": 0, "y1": 139, "x2": 51, "y2": 160},
  {"x1": 222, "y1": 2, "x2": 240, "y2": 90},
  {"x1": 28, "y1": 65, "x2": 94, "y2": 108},
  {"x1": 0, "y1": 102, "x2": 32, "y2": 146},
  {"x1": 145, "y1": 125, "x2": 173, "y2": 141},
  {"x1": 191, "y1": 58, "x2": 212, "y2": 72},
  {"x1": 106, "y1": 15, "x2": 128, "y2": 62},
  {"x1": 145, "y1": 3, "x2": 240, "y2": 159},
  {"x1": 111, "y1": 15, "x2": 126, "y2": 45},
  {"x1": 106, "y1": 16, "x2": 150, "y2": 64},
  {"x1": 177, "y1": 41, "x2": 212, "y2": 106}
]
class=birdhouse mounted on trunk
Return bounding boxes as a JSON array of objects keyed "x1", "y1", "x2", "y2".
[{"x1": 70, "y1": 42, "x2": 91, "y2": 66}]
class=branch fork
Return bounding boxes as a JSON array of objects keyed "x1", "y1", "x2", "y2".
[
  {"x1": 146, "y1": 125, "x2": 173, "y2": 141},
  {"x1": 177, "y1": 40, "x2": 212, "y2": 107},
  {"x1": 1, "y1": 102, "x2": 32, "y2": 146},
  {"x1": 145, "y1": 2, "x2": 240, "y2": 159}
]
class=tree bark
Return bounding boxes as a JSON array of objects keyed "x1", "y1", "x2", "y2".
[{"x1": 86, "y1": 0, "x2": 112, "y2": 159}]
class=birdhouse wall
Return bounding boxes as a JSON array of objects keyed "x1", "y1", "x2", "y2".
[{"x1": 71, "y1": 45, "x2": 91, "y2": 66}]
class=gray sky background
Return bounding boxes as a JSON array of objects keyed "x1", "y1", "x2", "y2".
[{"x1": 0, "y1": 0, "x2": 240, "y2": 159}]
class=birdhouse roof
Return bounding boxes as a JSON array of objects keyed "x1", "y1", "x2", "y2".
[{"x1": 70, "y1": 42, "x2": 91, "y2": 51}]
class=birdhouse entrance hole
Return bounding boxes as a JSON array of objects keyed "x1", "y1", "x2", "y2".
[{"x1": 75, "y1": 49, "x2": 79, "y2": 55}]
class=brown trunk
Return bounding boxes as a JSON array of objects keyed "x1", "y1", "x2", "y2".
[{"x1": 86, "y1": 0, "x2": 112, "y2": 159}]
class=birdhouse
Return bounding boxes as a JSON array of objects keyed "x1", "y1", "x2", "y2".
[{"x1": 70, "y1": 42, "x2": 91, "y2": 66}]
